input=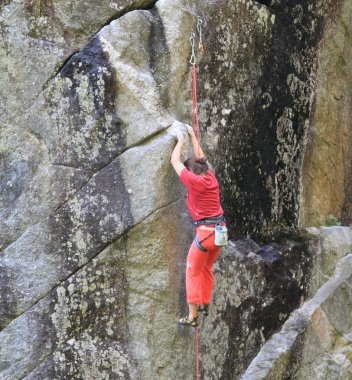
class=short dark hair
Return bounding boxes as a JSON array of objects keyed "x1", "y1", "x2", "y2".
[{"x1": 184, "y1": 157, "x2": 208, "y2": 175}]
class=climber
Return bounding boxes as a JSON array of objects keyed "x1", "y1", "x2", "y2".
[{"x1": 171, "y1": 123, "x2": 226, "y2": 327}]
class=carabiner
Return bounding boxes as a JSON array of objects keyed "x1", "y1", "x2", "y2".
[
  {"x1": 190, "y1": 32, "x2": 196, "y2": 64},
  {"x1": 197, "y1": 17, "x2": 204, "y2": 52}
]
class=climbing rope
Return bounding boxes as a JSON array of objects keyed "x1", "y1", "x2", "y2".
[
  {"x1": 190, "y1": 17, "x2": 204, "y2": 380},
  {"x1": 190, "y1": 16, "x2": 204, "y2": 159},
  {"x1": 192, "y1": 62, "x2": 200, "y2": 157},
  {"x1": 196, "y1": 326, "x2": 200, "y2": 380}
]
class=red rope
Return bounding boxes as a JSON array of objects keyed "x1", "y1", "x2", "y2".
[
  {"x1": 192, "y1": 54, "x2": 201, "y2": 380},
  {"x1": 191, "y1": 63, "x2": 201, "y2": 157},
  {"x1": 195, "y1": 326, "x2": 200, "y2": 380}
]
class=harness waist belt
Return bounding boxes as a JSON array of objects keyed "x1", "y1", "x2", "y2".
[{"x1": 193, "y1": 215, "x2": 224, "y2": 226}]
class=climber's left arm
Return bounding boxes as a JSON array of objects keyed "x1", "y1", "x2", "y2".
[{"x1": 171, "y1": 130, "x2": 186, "y2": 176}]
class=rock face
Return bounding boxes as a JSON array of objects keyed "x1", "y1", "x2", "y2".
[
  {"x1": 1, "y1": 1, "x2": 194, "y2": 378},
  {"x1": 241, "y1": 227, "x2": 352, "y2": 380},
  {"x1": 301, "y1": 0, "x2": 352, "y2": 227},
  {"x1": 198, "y1": 0, "x2": 350, "y2": 237},
  {"x1": 0, "y1": 200, "x2": 193, "y2": 379},
  {"x1": 1, "y1": 0, "x2": 351, "y2": 379},
  {"x1": 198, "y1": 234, "x2": 317, "y2": 379}
]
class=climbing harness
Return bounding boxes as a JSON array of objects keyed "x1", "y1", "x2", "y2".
[
  {"x1": 195, "y1": 234, "x2": 208, "y2": 252},
  {"x1": 193, "y1": 215, "x2": 227, "y2": 251},
  {"x1": 194, "y1": 222, "x2": 228, "y2": 252}
]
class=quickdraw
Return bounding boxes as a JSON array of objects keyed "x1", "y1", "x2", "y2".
[{"x1": 197, "y1": 17, "x2": 204, "y2": 52}]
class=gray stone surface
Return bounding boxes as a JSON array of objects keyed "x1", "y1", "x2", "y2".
[
  {"x1": 301, "y1": 0, "x2": 352, "y2": 227},
  {"x1": 0, "y1": 0, "x2": 156, "y2": 121},
  {"x1": 0, "y1": 2, "x2": 195, "y2": 377},
  {"x1": 198, "y1": 235, "x2": 317, "y2": 379},
  {"x1": 241, "y1": 229, "x2": 352, "y2": 380},
  {"x1": 0, "y1": 129, "x2": 183, "y2": 330},
  {"x1": 306, "y1": 226, "x2": 352, "y2": 295},
  {"x1": 0, "y1": 200, "x2": 193, "y2": 380},
  {"x1": 1, "y1": 234, "x2": 131, "y2": 380},
  {"x1": 124, "y1": 200, "x2": 194, "y2": 379}
]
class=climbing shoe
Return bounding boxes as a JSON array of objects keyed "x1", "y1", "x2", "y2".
[
  {"x1": 178, "y1": 316, "x2": 198, "y2": 327},
  {"x1": 197, "y1": 304, "x2": 209, "y2": 317}
]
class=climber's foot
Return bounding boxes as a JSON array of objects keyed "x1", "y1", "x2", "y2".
[
  {"x1": 197, "y1": 304, "x2": 209, "y2": 317},
  {"x1": 178, "y1": 316, "x2": 198, "y2": 327}
]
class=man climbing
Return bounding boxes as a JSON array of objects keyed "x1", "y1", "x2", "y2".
[{"x1": 171, "y1": 123, "x2": 226, "y2": 327}]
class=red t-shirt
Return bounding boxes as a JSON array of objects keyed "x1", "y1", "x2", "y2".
[{"x1": 180, "y1": 168, "x2": 224, "y2": 221}]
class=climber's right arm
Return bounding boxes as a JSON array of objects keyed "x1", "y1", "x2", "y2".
[{"x1": 186, "y1": 125, "x2": 205, "y2": 159}]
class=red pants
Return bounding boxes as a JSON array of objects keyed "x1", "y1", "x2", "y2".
[{"x1": 186, "y1": 228, "x2": 222, "y2": 305}]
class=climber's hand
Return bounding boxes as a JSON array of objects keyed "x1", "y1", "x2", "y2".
[{"x1": 176, "y1": 129, "x2": 186, "y2": 143}]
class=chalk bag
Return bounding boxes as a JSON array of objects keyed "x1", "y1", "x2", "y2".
[{"x1": 214, "y1": 225, "x2": 228, "y2": 247}]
